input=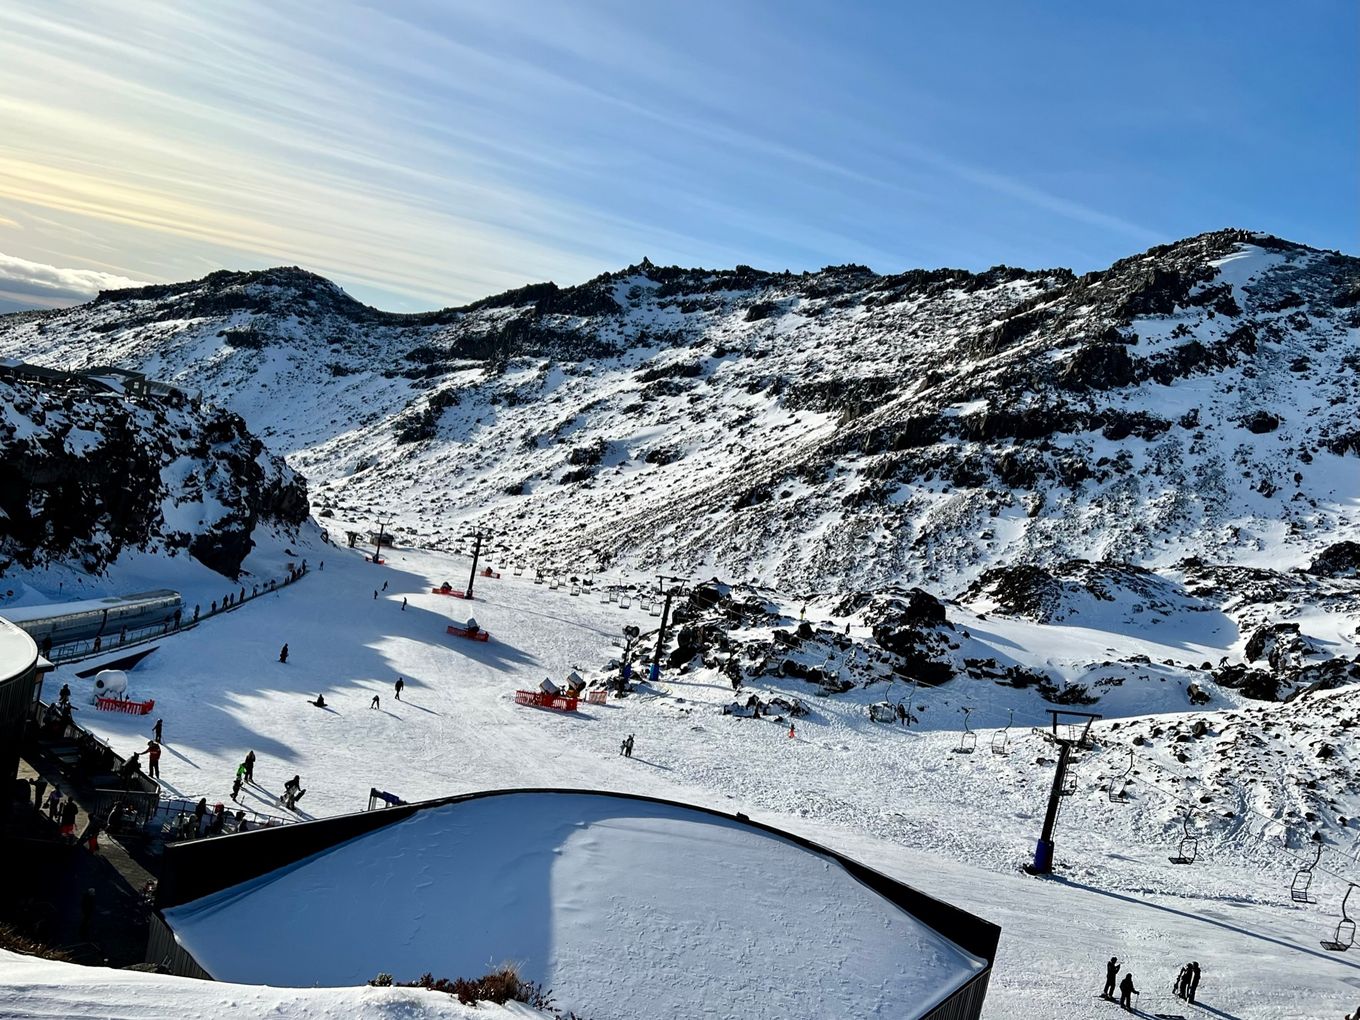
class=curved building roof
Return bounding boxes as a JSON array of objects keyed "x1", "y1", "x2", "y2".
[
  {"x1": 163, "y1": 790, "x2": 991, "y2": 1019},
  {"x1": 0, "y1": 616, "x2": 37, "y2": 684}
]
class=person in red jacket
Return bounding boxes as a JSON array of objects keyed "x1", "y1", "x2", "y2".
[{"x1": 144, "y1": 740, "x2": 162, "y2": 779}]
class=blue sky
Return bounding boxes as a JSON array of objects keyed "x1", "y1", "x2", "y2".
[{"x1": 0, "y1": 1, "x2": 1354, "y2": 311}]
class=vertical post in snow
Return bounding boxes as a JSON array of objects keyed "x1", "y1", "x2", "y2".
[
  {"x1": 1032, "y1": 740, "x2": 1072, "y2": 874},
  {"x1": 649, "y1": 575, "x2": 686, "y2": 683},
  {"x1": 373, "y1": 517, "x2": 392, "y2": 564},
  {"x1": 465, "y1": 530, "x2": 486, "y2": 599}
]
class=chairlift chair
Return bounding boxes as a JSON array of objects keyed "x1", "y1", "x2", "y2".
[
  {"x1": 619, "y1": 596, "x2": 632, "y2": 610},
  {"x1": 608, "y1": 588, "x2": 618, "y2": 603},
  {"x1": 952, "y1": 707, "x2": 977, "y2": 754},
  {"x1": 549, "y1": 576, "x2": 561, "y2": 591},
  {"x1": 1168, "y1": 809, "x2": 1199, "y2": 865},
  {"x1": 1320, "y1": 884, "x2": 1356, "y2": 951},
  {"x1": 534, "y1": 570, "x2": 545, "y2": 585},
  {"x1": 991, "y1": 709, "x2": 1013, "y2": 756},
  {"x1": 1108, "y1": 749, "x2": 1133, "y2": 803},
  {"x1": 1291, "y1": 843, "x2": 1322, "y2": 904},
  {"x1": 513, "y1": 563, "x2": 524, "y2": 577},
  {"x1": 570, "y1": 583, "x2": 581, "y2": 596},
  {"x1": 639, "y1": 598, "x2": 652, "y2": 613},
  {"x1": 650, "y1": 601, "x2": 663, "y2": 618},
  {"x1": 1060, "y1": 766, "x2": 1078, "y2": 796},
  {"x1": 600, "y1": 587, "x2": 611, "y2": 604}
]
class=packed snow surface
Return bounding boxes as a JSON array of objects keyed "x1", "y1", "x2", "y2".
[
  {"x1": 38, "y1": 542, "x2": 1356, "y2": 1018},
  {"x1": 165, "y1": 793, "x2": 983, "y2": 1019}
]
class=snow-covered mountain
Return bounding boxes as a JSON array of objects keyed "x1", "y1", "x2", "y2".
[
  {"x1": 1, "y1": 229, "x2": 1354, "y2": 591},
  {"x1": 0, "y1": 228, "x2": 1356, "y2": 701},
  {"x1": 0, "y1": 363, "x2": 309, "y2": 578}
]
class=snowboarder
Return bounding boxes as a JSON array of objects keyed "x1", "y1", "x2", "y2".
[
  {"x1": 282, "y1": 775, "x2": 305, "y2": 810},
  {"x1": 370, "y1": 694, "x2": 380, "y2": 709},
  {"x1": 144, "y1": 739, "x2": 161, "y2": 779},
  {"x1": 1118, "y1": 972, "x2": 1138, "y2": 1011},
  {"x1": 244, "y1": 749, "x2": 256, "y2": 783},
  {"x1": 310, "y1": 694, "x2": 326, "y2": 708},
  {"x1": 152, "y1": 717, "x2": 163, "y2": 743},
  {"x1": 278, "y1": 643, "x2": 289, "y2": 664},
  {"x1": 401, "y1": 597, "x2": 407, "y2": 611},
  {"x1": 381, "y1": 580, "x2": 388, "y2": 592},
  {"x1": 1102, "y1": 957, "x2": 1120, "y2": 999},
  {"x1": 394, "y1": 678, "x2": 404, "y2": 700},
  {"x1": 1186, "y1": 962, "x2": 1200, "y2": 1004}
]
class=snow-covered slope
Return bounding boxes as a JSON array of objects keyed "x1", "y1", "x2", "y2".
[
  {"x1": 48, "y1": 543, "x2": 1358, "y2": 1017},
  {"x1": 0, "y1": 230, "x2": 1354, "y2": 596}
]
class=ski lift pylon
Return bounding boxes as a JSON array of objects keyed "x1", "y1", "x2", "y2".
[
  {"x1": 1168, "y1": 808, "x2": 1199, "y2": 865},
  {"x1": 1108, "y1": 749, "x2": 1133, "y2": 803},
  {"x1": 952, "y1": 707, "x2": 977, "y2": 755},
  {"x1": 991, "y1": 709, "x2": 1013, "y2": 756},
  {"x1": 1291, "y1": 843, "x2": 1322, "y2": 904},
  {"x1": 1321, "y1": 883, "x2": 1356, "y2": 951}
]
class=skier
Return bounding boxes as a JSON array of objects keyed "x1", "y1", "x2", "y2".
[
  {"x1": 625, "y1": 734, "x2": 634, "y2": 758},
  {"x1": 896, "y1": 702, "x2": 907, "y2": 725},
  {"x1": 1118, "y1": 972, "x2": 1138, "y2": 1011},
  {"x1": 144, "y1": 739, "x2": 161, "y2": 779},
  {"x1": 1102, "y1": 957, "x2": 1120, "y2": 999},
  {"x1": 394, "y1": 678, "x2": 404, "y2": 700},
  {"x1": 788, "y1": 723, "x2": 796, "y2": 739},
  {"x1": 1174, "y1": 964, "x2": 1190, "y2": 999},
  {"x1": 373, "y1": 590, "x2": 378, "y2": 600},
  {"x1": 371, "y1": 694, "x2": 380, "y2": 709},
  {"x1": 1186, "y1": 962, "x2": 1200, "y2": 1004},
  {"x1": 319, "y1": 561, "x2": 324, "y2": 571},
  {"x1": 401, "y1": 597, "x2": 407, "y2": 611},
  {"x1": 381, "y1": 580, "x2": 388, "y2": 592},
  {"x1": 278, "y1": 643, "x2": 289, "y2": 664},
  {"x1": 152, "y1": 717, "x2": 163, "y2": 743},
  {"x1": 620, "y1": 737, "x2": 628, "y2": 756},
  {"x1": 231, "y1": 773, "x2": 243, "y2": 803},
  {"x1": 193, "y1": 604, "x2": 200, "y2": 622},
  {"x1": 244, "y1": 749, "x2": 256, "y2": 783}
]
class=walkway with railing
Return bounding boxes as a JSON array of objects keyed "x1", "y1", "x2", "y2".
[{"x1": 44, "y1": 561, "x2": 314, "y2": 665}]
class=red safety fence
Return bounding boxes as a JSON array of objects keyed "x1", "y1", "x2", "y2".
[
  {"x1": 96, "y1": 696, "x2": 157, "y2": 715},
  {"x1": 514, "y1": 690, "x2": 579, "y2": 712}
]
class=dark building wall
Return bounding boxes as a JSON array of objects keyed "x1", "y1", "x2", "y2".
[{"x1": 0, "y1": 623, "x2": 40, "y2": 832}]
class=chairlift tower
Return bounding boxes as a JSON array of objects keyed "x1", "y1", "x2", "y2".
[
  {"x1": 649, "y1": 575, "x2": 687, "y2": 682},
  {"x1": 1026, "y1": 709, "x2": 1102, "y2": 875},
  {"x1": 463, "y1": 528, "x2": 491, "y2": 600}
]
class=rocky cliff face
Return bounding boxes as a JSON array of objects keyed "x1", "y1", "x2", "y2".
[{"x1": 0, "y1": 367, "x2": 308, "y2": 579}]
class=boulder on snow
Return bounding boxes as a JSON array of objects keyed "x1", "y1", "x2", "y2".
[{"x1": 1308, "y1": 541, "x2": 1360, "y2": 579}]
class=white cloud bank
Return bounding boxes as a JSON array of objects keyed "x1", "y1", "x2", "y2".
[{"x1": 0, "y1": 251, "x2": 148, "y2": 312}]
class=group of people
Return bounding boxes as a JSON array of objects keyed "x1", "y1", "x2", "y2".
[
  {"x1": 230, "y1": 751, "x2": 257, "y2": 801},
  {"x1": 620, "y1": 734, "x2": 635, "y2": 757},
  {"x1": 1102, "y1": 956, "x2": 1202, "y2": 1011}
]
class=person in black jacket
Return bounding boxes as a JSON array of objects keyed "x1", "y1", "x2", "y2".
[
  {"x1": 1102, "y1": 957, "x2": 1120, "y2": 999},
  {"x1": 1186, "y1": 962, "x2": 1200, "y2": 1004},
  {"x1": 1118, "y1": 972, "x2": 1138, "y2": 1011},
  {"x1": 278, "y1": 643, "x2": 289, "y2": 663}
]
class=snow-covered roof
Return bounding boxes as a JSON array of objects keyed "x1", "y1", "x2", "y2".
[
  {"x1": 0, "y1": 616, "x2": 37, "y2": 683},
  {"x1": 163, "y1": 791, "x2": 987, "y2": 1019}
]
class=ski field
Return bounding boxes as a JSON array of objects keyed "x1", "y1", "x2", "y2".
[{"x1": 8, "y1": 541, "x2": 1352, "y2": 1019}]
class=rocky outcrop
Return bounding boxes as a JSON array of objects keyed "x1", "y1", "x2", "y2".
[{"x1": 0, "y1": 371, "x2": 308, "y2": 578}]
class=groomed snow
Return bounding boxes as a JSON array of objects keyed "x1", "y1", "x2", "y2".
[{"x1": 165, "y1": 793, "x2": 984, "y2": 1019}]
